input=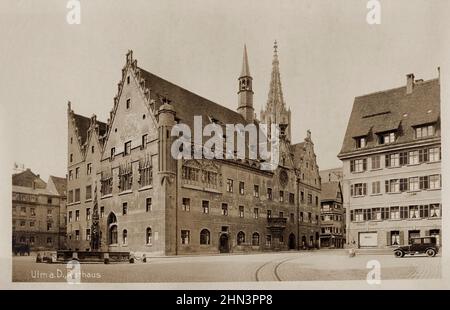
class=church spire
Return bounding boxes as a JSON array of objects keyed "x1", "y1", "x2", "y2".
[
  {"x1": 260, "y1": 41, "x2": 292, "y2": 142},
  {"x1": 240, "y1": 44, "x2": 251, "y2": 77},
  {"x1": 237, "y1": 44, "x2": 254, "y2": 123}
]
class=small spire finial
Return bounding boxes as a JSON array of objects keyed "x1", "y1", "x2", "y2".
[{"x1": 273, "y1": 40, "x2": 278, "y2": 55}]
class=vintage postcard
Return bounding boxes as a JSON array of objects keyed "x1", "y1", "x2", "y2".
[{"x1": 1, "y1": 0, "x2": 449, "y2": 291}]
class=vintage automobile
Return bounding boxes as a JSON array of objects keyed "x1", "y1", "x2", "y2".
[{"x1": 394, "y1": 237, "x2": 439, "y2": 258}]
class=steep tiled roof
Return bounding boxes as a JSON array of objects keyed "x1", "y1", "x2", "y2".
[
  {"x1": 72, "y1": 113, "x2": 107, "y2": 147},
  {"x1": 139, "y1": 67, "x2": 249, "y2": 129},
  {"x1": 48, "y1": 175, "x2": 67, "y2": 196},
  {"x1": 321, "y1": 181, "x2": 341, "y2": 201},
  {"x1": 290, "y1": 142, "x2": 305, "y2": 168},
  {"x1": 339, "y1": 78, "x2": 440, "y2": 156},
  {"x1": 12, "y1": 169, "x2": 46, "y2": 189},
  {"x1": 319, "y1": 168, "x2": 343, "y2": 183}
]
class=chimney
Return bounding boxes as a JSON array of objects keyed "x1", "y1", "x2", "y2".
[{"x1": 406, "y1": 73, "x2": 415, "y2": 94}]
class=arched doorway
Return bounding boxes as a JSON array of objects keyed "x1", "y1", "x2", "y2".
[
  {"x1": 219, "y1": 234, "x2": 229, "y2": 253},
  {"x1": 288, "y1": 233, "x2": 296, "y2": 250},
  {"x1": 301, "y1": 236, "x2": 307, "y2": 249},
  {"x1": 107, "y1": 212, "x2": 118, "y2": 245}
]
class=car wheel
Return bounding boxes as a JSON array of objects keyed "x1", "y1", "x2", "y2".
[
  {"x1": 394, "y1": 250, "x2": 404, "y2": 258},
  {"x1": 426, "y1": 249, "x2": 436, "y2": 257}
]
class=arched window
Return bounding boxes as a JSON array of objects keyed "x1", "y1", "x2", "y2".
[
  {"x1": 200, "y1": 229, "x2": 210, "y2": 245},
  {"x1": 237, "y1": 231, "x2": 245, "y2": 245},
  {"x1": 122, "y1": 229, "x2": 127, "y2": 245},
  {"x1": 109, "y1": 225, "x2": 118, "y2": 245},
  {"x1": 146, "y1": 227, "x2": 152, "y2": 245},
  {"x1": 252, "y1": 232, "x2": 260, "y2": 246}
]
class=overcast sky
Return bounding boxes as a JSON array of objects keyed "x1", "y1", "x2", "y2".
[{"x1": 0, "y1": 0, "x2": 448, "y2": 180}]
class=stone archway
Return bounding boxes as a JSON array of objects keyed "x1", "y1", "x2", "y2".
[{"x1": 288, "y1": 233, "x2": 296, "y2": 250}]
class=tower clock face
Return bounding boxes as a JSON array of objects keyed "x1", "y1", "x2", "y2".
[{"x1": 279, "y1": 169, "x2": 288, "y2": 187}]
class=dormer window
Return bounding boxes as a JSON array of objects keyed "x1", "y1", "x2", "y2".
[
  {"x1": 379, "y1": 131, "x2": 396, "y2": 145},
  {"x1": 355, "y1": 136, "x2": 366, "y2": 149},
  {"x1": 124, "y1": 141, "x2": 131, "y2": 156},
  {"x1": 415, "y1": 124, "x2": 435, "y2": 139},
  {"x1": 127, "y1": 76, "x2": 130, "y2": 84},
  {"x1": 126, "y1": 99, "x2": 131, "y2": 109}
]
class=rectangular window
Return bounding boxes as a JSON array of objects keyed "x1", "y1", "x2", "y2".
[
  {"x1": 408, "y1": 151, "x2": 419, "y2": 165},
  {"x1": 85, "y1": 185, "x2": 92, "y2": 200},
  {"x1": 119, "y1": 164, "x2": 133, "y2": 191},
  {"x1": 267, "y1": 210, "x2": 272, "y2": 219},
  {"x1": 182, "y1": 198, "x2": 190, "y2": 212},
  {"x1": 371, "y1": 181, "x2": 381, "y2": 194},
  {"x1": 399, "y1": 178, "x2": 408, "y2": 192},
  {"x1": 372, "y1": 208, "x2": 382, "y2": 220},
  {"x1": 47, "y1": 197, "x2": 52, "y2": 204},
  {"x1": 390, "y1": 206, "x2": 400, "y2": 219},
  {"x1": 86, "y1": 229, "x2": 91, "y2": 241},
  {"x1": 429, "y1": 175, "x2": 441, "y2": 189},
  {"x1": 69, "y1": 170, "x2": 73, "y2": 180},
  {"x1": 400, "y1": 206, "x2": 408, "y2": 219},
  {"x1": 307, "y1": 193, "x2": 313, "y2": 204},
  {"x1": 350, "y1": 158, "x2": 367, "y2": 173},
  {"x1": 47, "y1": 209, "x2": 52, "y2": 217},
  {"x1": 202, "y1": 200, "x2": 209, "y2": 214},
  {"x1": 226, "y1": 179, "x2": 233, "y2": 193},
  {"x1": 409, "y1": 205, "x2": 419, "y2": 219},
  {"x1": 419, "y1": 176, "x2": 429, "y2": 190},
  {"x1": 111, "y1": 147, "x2": 115, "y2": 159},
  {"x1": 419, "y1": 205, "x2": 429, "y2": 218},
  {"x1": 146, "y1": 198, "x2": 152, "y2": 212},
  {"x1": 280, "y1": 212, "x2": 285, "y2": 219},
  {"x1": 222, "y1": 203, "x2": 228, "y2": 216},
  {"x1": 415, "y1": 124, "x2": 435, "y2": 139},
  {"x1": 87, "y1": 163, "x2": 92, "y2": 175},
  {"x1": 419, "y1": 149, "x2": 429, "y2": 163},
  {"x1": 253, "y1": 208, "x2": 259, "y2": 219},
  {"x1": 239, "y1": 206, "x2": 244, "y2": 218},
  {"x1": 300, "y1": 191, "x2": 304, "y2": 203},
  {"x1": 75, "y1": 188, "x2": 80, "y2": 202},
  {"x1": 68, "y1": 211, "x2": 73, "y2": 223},
  {"x1": 399, "y1": 152, "x2": 408, "y2": 166},
  {"x1": 430, "y1": 204, "x2": 440, "y2": 217},
  {"x1": 124, "y1": 141, "x2": 131, "y2": 156},
  {"x1": 363, "y1": 209, "x2": 372, "y2": 221},
  {"x1": 355, "y1": 137, "x2": 366, "y2": 149},
  {"x1": 350, "y1": 183, "x2": 367, "y2": 196},
  {"x1": 315, "y1": 196, "x2": 319, "y2": 206},
  {"x1": 181, "y1": 230, "x2": 190, "y2": 245},
  {"x1": 429, "y1": 147, "x2": 441, "y2": 162},
  {"x1": 47, "y1": 237, "x2": 52, "y2": 245},
  {"x1": 75, "y1": 230, "x2": 80, "y2": 241},
  {"x1": 371, "y1": 156, "x2": 381, "y2": 169},
  {"x1": 290, "y1": 213, "x2": 295, "y2": 223},
  {"x1": 279, "y1": 191, "x2": 284, "y2": 202},
  {"x1": 409, "y1": 177, "x2": 419, "y2": 191},
  {"x1": 385, "y1": 179, "x2": 400, "y2": 193},
  {"x1": 126, "y1": 98, "x2": 131, "y2": 109},
  {"x1": 75, "y1": 167, "x2": 80, "y2": 179},
  {"x1": 267, "y1": 188, "x2": 273, "y2": 200},
  {"x1": 139, "y1": 157, "x2": 153, "y2": 187},
  {"x1": 122, "y1": 202, "x2": 128, "y2": 215},
  {"x1": 86, "y1": 208, "x2": 91, "y2": 220},
  {"x1": 253, "y1": 185, "x2": 259, "y2": 198},
  {"x1": 141, "y1": 134, "x2": 148, "y2": 149},
  {"x1": 30, "y1": 208, "x2": 36, "y2": 216},
  {"x1": 75, "y1": 210, "x2": 80, "y2": 221},
  {"x1": 239, "y1": 182, "x2": 245, "y2": 195},
  {"x1": 289, "y1": 193, "x2": 295, "y2": 204},
  {"x1": 379, "y1": 132, "x2": 396, "y2": 144},
  {"x1": 391, "y1": 231, "x2": 400, "y2": 246},
  {"x1": 100, "y1": 207, "x2": 104, "y2": 218},
  {"x1": 385, "y1": 153, "x2": 400, "y2": 167}
]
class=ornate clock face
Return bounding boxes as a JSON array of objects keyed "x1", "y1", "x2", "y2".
[{"x1": 279, "y1": 169, "x2": 288, "y2": 187}]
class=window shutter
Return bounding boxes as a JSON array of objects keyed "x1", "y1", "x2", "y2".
[
  {"x1": 363, "y1": 183, "x2": 367, "y2": 195},
  {"x1": 350, "y1": 160, "x2": 354, "y2": 172},
  {"x1": 386, "y1": 231, "x2": 391, "y2": 246},
  {"x1": 385, "y1": 180, "x2": 389, "y2": 193},
  {"x1": 385, "y1": 155, "x2": 389, "y2": 167},
  {"x1": 350, "y1": 210, "x2": 354, "y2": 221},
  {"x1": 363, "y1": 159, "x2": 367, "y2": 171},
  {"x1": 399, "y1": 231, "x2": 404, "y2": 245},
  {"x1": 350, "y1": 185, "x2": 354, "y2": 196}
]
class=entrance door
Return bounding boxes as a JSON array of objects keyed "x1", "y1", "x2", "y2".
[
  {"x1": 219, "y1": 234, "x2": 229, "y2": 253},
  {"x1": 288, "y1": 233, "x2": 296, "y2": 250}
]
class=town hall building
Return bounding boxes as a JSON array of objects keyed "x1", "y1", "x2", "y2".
[{"x1": 66, "y1": 43, "x2": 321, "y2": 255}]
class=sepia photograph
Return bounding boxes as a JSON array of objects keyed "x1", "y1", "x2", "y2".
[{"x1": 1, "y1": 0, "x2": 449, "y2": 293}]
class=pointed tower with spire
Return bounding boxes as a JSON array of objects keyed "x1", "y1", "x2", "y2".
[
  {"x1": 261, "y1": 41, "x2": 292, "y2": 142},
  {"x1": 237, "y1": 44, "x2": 254, "y2": 123}
]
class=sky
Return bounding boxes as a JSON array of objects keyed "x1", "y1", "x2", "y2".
[{"x1": 0, "y1": 0, "x2": 448, "y2": 180}]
